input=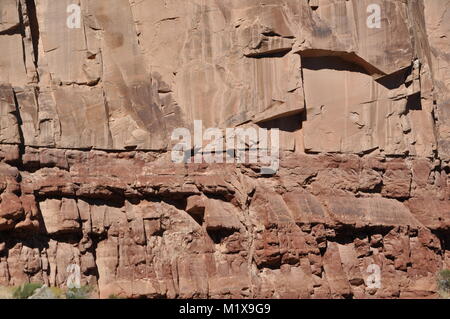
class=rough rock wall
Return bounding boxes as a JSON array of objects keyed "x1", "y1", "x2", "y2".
[{"x1": 0, "y1": 0, "x2": 449, "y2": 298}]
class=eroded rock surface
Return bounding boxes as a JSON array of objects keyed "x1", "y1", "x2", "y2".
[{"x1": 0, "y1": 0, "x2": 449, "y2": 299}]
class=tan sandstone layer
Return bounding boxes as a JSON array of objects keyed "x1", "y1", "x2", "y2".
[{"x1": 0, "y1": 0, "x2": 449, "y2": 298}]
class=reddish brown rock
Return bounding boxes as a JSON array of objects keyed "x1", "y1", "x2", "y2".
[{"x1": 325, "y1": 197, "x2": 421, "y2": 228}]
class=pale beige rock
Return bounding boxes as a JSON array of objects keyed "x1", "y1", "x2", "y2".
[
  {"x1": 0, "y1": 84, "x2": 20, "y2": 144},
  {"x1": 424, "y1": 0, "x2": 450, "y2": 160},
  {"x1": 39, "y1": 198, "x2": 80, "y2": 234},
  {"x1": 0, "y1": 0, "x2": 445, "y2": 157},
  {"x1": 302, "y1": 56, "x2": 434, "y2": 156}
]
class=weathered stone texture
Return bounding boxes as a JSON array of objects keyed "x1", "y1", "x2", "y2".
[{"x1": 0, "y1": 0, "x2": 449, "y2": 299}]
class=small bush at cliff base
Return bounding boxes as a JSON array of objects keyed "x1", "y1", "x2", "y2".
[
  {"x1": 49, "y1": 287, "x2": 65, "y2": 298},
  {"x1": 12, "y1": 283, "x2": 43, "y2": 299},
  {"x1": 437, "y1": 269, "x2": 450, "y2": 296},
  {"x1": 65, "y1": 285, "x2": 93, "y2": 299}
]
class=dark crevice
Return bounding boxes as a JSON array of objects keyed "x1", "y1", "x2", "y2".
[
  {"x1": 35, "y1": 195, "x2": 126, "y2": 210},
  {"x1": 376, "y1": 65, "x2": 413, "y2": 90},
  {"x1": 48, "y1": 233, "x2": 83, "y2": 245},
  {"x1": 432, "y1": 229, "x2": 450, "y2": 252},
  {"x1": 334, "y1": 225, "x2": 394, "y2": 241},
  {"x1": 0, "y1": 234, "x2": 50, "y2": 252},
  {"x1": 186, "y1": 209, "x2": 204, "y2": 226},
  {"x1": 257, "y1": 112, "x2": 303, "y2": 133},
  {"x1": 261, "y1": 31, "x2": 282, "y2": 37},
  {"x1": 206, "y1": 227, "x2": 239, "y2": 244},
  {"x1": 202, "y1": 192, "x2": 234, "y2": 203},
  {"x1": 17, "y1": 1, "x2": 28, "y2": 75},
  {"x1": 245, "y1": 48, "x2": 292, "y2": 59},
  {"x1": 299, "y1": 49, "x2": 385, "y2": 78},
  {"x1": 11, "y1": 88, "x2": 26, "y2": 163},
  {"x1": 406, "y1": 92, "x2": 423, "y2": 111},
  {"x1": 0, "y1": 23, "x2": 23, "y2": 36},
  {"x1": 25, "y1": 0, "x2": 40, "y2": 66}
]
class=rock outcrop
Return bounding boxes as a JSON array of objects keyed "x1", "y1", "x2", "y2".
[{"x1": 0, "y1": 0, "x2": 449, "y2": 298}]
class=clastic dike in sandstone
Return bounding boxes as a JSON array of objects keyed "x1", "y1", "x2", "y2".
[{"x1": 0, "y1": 0, "x2": 449, "y2": 299}]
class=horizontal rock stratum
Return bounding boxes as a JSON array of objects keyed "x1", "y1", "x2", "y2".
[{"x1": 0, "y1": 0, "x2": 449, "y2": 298}]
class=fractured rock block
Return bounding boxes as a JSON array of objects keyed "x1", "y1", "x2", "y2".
[
  {"x1": 39, "y1": 198, "x2": 80, "y2": 234},
  {"x1": 325, "y1": 197, "x2": 421, "y2": 227},
  {"x1": 283, "y1": 190, "x2": 329, "y2": 224},
  {"x1": 0, "y1": 84, "x2": 20, "y2": 144},
  {"x1": 205, "y1": 198, "x2": 242, "y2": 237},
  {"x1": 406, "y1": 198, "x2": 450, "y2": 231},
  {"x1": 323, "y1": 242, "x2": 352, "y2": 298}
]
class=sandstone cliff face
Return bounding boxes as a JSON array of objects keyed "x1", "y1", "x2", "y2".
[{"x1": 0, "y1": 0, "x2": 449, "y2": 299}]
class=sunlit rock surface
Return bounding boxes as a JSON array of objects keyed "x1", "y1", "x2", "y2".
[{"x1": 0, "y1": 0, "x2": 449, "y2": 299}]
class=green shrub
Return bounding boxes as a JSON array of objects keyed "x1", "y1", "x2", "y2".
[
  {"x1": 49, "y1": 287, "x2": 65, "y2": 299},
  {"x1": 65, "y1": 285, "x2": 92, "y2": 299},
  {"x1": 12, "y1": 283, "x2": 43, "y2": 299},
  {"x1": 437, "y1": 269, "x2": 450, "y2": 297}
]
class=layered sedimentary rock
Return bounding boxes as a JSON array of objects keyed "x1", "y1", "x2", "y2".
[{"x1": 0, "y1": 0, "x2": 449, "y2": 298}]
